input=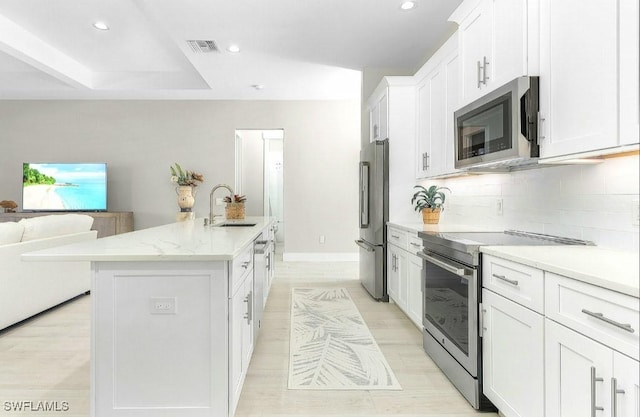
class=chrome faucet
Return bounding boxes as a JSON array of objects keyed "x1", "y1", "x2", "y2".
[{"x1": 208, "y1": 184, "x2": 234, "y2": 225}]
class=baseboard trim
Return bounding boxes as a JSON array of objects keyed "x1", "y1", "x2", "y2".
[{"x1": 282, "y1": 252, "x2": 358, "y2": 262}]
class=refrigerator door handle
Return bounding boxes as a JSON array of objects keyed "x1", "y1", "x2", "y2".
[
  {"x1": 355, "y1": 239, "x2": 376, "y2": 252},
  {"x1": 359, "y1": 162, "x2": 370, "y2": 228}
]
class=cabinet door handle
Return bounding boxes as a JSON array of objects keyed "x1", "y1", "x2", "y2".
[
  {"x1": 538, "y1": 112, "x2": 546, "y2": 141},
  {"x1": 590, "y1": 367, "x2": 605, "y2": 417},
  {"x1": 244, "y1": 291, "x2": 253, "y2": 324},
  {"x1": 581, "y1": 309, "x2": 635, "y2": 333},
  {"x1": 242, "y1": 261, "x2": 251, "y2": 269},
  {"x1": 479, "y1": 302, "x2": 486, "y2": 338},
  {"x1": 477, "y1": 60, "x2": 482, "y2": 88},
  {"x1": 611, "y1": 377, "x2": 625, "y2": 417},
  {"x1": 391, "y1": 234, "x2": 400, "y2": 239},
  {"x1": 482, "y1": 56, "x2": 490, "y2": 84},
  {"x1": 492, "y1": 273, "x2": 519, "y2": 287},
  {"x1": 422, "y1": 152, "x2": 430, "y2": 170},
  {"x1": 410, "y1": 242, "x2": 421, "y2": 248}
]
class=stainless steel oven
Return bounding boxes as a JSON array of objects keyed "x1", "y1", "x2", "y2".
[
  {"x1": 417, "y1": 230, "x2": 593, "y2": 411},
  {"x1": 417, "y1": 243, "x2": 492, "y2": 410},
  {"x1": 419, "y1": 251, "x2": 477, "y2": 379}
]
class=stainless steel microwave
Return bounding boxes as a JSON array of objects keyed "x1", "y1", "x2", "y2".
[{"x1": 454, "y1": 76, "x2": 539, "y2": 170}]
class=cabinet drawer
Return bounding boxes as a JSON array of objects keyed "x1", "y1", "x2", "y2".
[
  {"x1": 407, "y1": 235, "x2": 423, "y2": 255},
  {"x1": 387, "y1": 227, "x2": 408, "y2": 250},
  {"x1": 230, "y1": 244, "x2": 254, "y2": 295},
  {"x1": 482, "y1": 254, "x2": 544, "y2": 314},
  {"x1": 546, "y1": 272, "x2": 639, "y2": 361}
]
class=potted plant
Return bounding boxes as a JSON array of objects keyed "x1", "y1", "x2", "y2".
[
  {"x1": 411, "y1": 185, "x2": 450, "y2": 224},
  {"x1": 223, "y1": 194, "x2": 247, "y2": 219}
]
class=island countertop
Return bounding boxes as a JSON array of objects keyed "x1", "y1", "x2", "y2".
[{"x1": 22, "y1": 217, "x2": 274, "y2": 262}]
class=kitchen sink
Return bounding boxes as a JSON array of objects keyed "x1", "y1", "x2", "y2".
[{"x1": 214, "y1": 222, "x2": 257, "y2": 227}]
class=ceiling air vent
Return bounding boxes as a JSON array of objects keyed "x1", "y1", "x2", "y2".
[{"x1": 186, "y1": 40, "x2": 219, "y2": 53}]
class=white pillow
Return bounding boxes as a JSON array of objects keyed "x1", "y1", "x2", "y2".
[
  {"x1": 0, "y1": 222, "x2": 25, "y2": 245},
  {"x1": 19, "y1": 214, "x2": 94, "y2": 241}
]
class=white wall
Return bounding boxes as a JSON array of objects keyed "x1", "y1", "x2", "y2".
[
  {"x1": 0, "y1": 100, "x2": 361, "y2": 258},
  {"x1": 415, "y1": 155, "x2": 640, "y2": 252}
]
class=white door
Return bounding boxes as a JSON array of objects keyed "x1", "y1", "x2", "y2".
[
  {"x1": 545, "y1": 319, "x2": 613, "y2": 417},
  {"x1": 490, "y1": 0, "x2": 528, "y2": 87},
  {"x1": 458, "y1": 1, "x2": 491, "y2": 104},
  {"x1": 619, "y1": 0, "x2": 640, "y2": 146},
  {"x1": 407, "y1": 254, "x2": 423, "y2": 329},
  {"x1": 443, "y1": 50, "x2": 460, "y2": 175},
  {"x1": 416, "y1": 66, "x2": 445, "y2": 177},
  {"x1": 229, "y1": 284, "x2": 245, "y2": 413},
  {"x1": 396, "y1": 249, "x2": 408, "y2": 312},
  {"x1": 613, "y1": 352, "x2": 640, "y2": 417},
  {"x1": 482, "y1": 289, "x2": 544, "y2": 417},
  {"x1": 539, "y1": 0, "x2": 619, "y2": 157},
  {"x1": 387, "y1": 247, "x2": 399, "y2": 303}
]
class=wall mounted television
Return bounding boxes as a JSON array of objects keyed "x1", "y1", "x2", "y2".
[{"x1": 22, "y1": 163, "x2": 107, "y2": 212}]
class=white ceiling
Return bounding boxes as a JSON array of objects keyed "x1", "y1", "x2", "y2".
[{"x1": 0, "y1": 0, "x2": 462, "y2": 100}]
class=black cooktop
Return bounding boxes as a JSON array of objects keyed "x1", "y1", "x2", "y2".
[
  {"x1": 432, "y1": 231, "x2": 592, "y2": 246},
  {"x1": 418, "y1": 230, "x2": 594, "y2": 265}
]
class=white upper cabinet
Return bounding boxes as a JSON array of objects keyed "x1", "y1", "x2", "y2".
[
  {"x1": 367, "y1": 77, "x2": 417, "y2": 221},
  {"x1": 619, "y1": 0, "x2": 639, "y2": 146},
  {"x1": 415, "y1": 34, "x2": 459, "y2": 179},
  {"x1": 539, "y1": 0, "x2": 640, "y2": 158},
  {"x1": 451, "y1": 0, "x2": 536, "y2": 107},
  {"x1": 369, "y1": 93, "x2": 388, "y2": 142}
]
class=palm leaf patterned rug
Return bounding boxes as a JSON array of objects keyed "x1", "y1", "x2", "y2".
[{"x1": 288, "y1": 288, "x2": 401, "y2": 390}]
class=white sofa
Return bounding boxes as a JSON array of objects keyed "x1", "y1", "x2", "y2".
[{"x1": 0, "y1": 214, "x2": 97, "y2": 330}]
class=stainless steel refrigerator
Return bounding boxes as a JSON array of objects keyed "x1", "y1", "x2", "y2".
[{"x1": 355, "y1": 139, "x2": 389, "y2": 301}]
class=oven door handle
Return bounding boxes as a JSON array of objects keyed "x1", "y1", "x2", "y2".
[
  {"x1": 417, "y1": 251, "x2": 470, "y2": 278},
  {"x1": 355, "y1": 239, "x2": 376, "y2": 252}
]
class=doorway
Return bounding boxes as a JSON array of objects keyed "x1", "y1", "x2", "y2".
[{"x1": 235, "y1": 129, "x2": 284, "y2": 247}]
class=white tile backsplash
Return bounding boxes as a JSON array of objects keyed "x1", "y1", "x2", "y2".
[{"x1": 420, "y1": 154, "x2": 640, "y2": 252}]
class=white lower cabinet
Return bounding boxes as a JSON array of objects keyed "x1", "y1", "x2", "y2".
[
  {"x1": 387, "y1": 243, "x2": 407, "y2": 308},
  {"x1": 387, "y1": 226, "x2": 423, "y2": 330},
  {"x1": 545, "y1": 319, "x2": 639, "y2": 417},
  {"x1": 613, "y1": 351, "x2": 640, "y2": 417},
  {"x1": 481, "y1": 289, "x2": 544, "y2": 417},
  {"x1": 406, "y1": 254, "x2": 423, "y2": 329},
  {"x1": 545, "y1": 319, "x2": 612, "y2": 417},
  {"x1": 387, "y1": 245, "x2": 401, "y2": 303},
  {"x1": 482, "y1": 253, "x2": 640, "y2": 417},
  {"x1": 229, "y1": 272, "x2": 254, "y2": 416},
  {"x1": 229, "y1": 247, "x2": 255, "y2": 417}
]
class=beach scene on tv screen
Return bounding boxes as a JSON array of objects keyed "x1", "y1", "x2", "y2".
[{"x1": 23, "y1": 163, "x2": 107, "y2": 211}]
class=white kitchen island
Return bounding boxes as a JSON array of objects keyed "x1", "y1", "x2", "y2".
[{"x1": 22, "y1": 217, "x2": 276, "y2": 417}]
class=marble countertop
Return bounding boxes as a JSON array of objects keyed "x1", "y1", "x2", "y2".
[
  {"x1": 22, "y1": 217, "x2": 274, "y2": 262},
  {"x1": 482, "y1": 246, "x2": 640, "y2": 298}
]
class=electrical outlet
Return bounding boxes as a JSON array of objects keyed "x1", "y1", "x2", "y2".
[
  {"x1": 150, "y1": 297, "x2": 177, "y2": 315},
  {"x1": 496, "y1": 198, "x2": 504, "y2": 216},
  {"x1": 633, "y1": 200, "x2": 639, "y2": 226},
  {"x1": 319, "y1": 235, "x2": 326, "y2": 244}
]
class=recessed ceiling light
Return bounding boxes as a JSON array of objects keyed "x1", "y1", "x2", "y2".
[
  {"x1": 227, "y1": 44, "x2": 241, "y2": 53},
  {"x1": 93, "y1": 21, "x2": 109, "y2": 31},
  {"x1": 400, "y1": 1, "x2": 416, "y2": 10},
  {"x1": 251, "y1": 84, "x2": 264, "y2": 90}
]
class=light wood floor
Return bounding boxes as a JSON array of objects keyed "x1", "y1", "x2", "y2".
[{"x1": 0, "y1": 259, "x2": 498, "y2": 417}]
